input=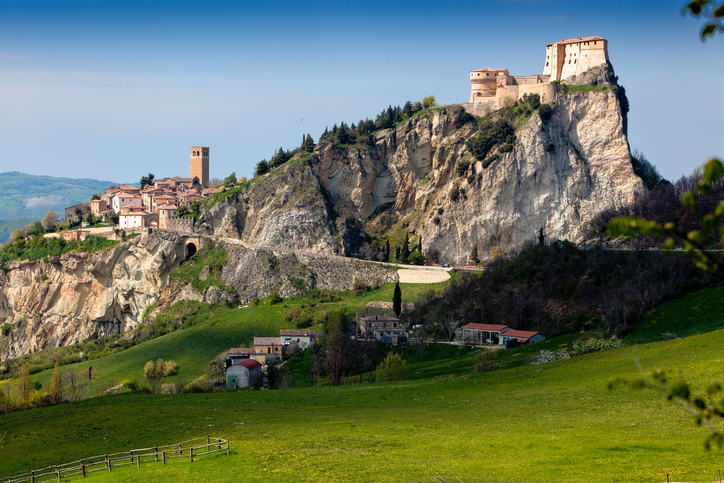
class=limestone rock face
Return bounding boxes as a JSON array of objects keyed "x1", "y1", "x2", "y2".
[
  {"x1": 0, "y1": 233, "x2": 186, "y2": 359},
  {"x1": 195, "y1": 163, "x2": 338, "y2": 255}
]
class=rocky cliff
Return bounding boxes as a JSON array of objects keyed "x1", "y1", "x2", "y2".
[
  {"x1": 199, "y1": 73, "x2": 643, "y2": 263},
  {"x1": 0, "y1": 232, "x2": 397, "y2": 359}
]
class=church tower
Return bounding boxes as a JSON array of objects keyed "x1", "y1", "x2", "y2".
[{"x1": 190, "y1": 147, "x2": 209, "y2": 187}]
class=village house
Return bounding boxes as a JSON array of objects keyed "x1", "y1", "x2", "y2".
[
  {"x1": 111, "y1": 193, "x2": 143, "y2": 214},
  {"x1": 253, "y1": 337, "x2": 283, "y2": 364},
  {"x1": 359, "y1": 315, "x2": 407, "y2": 343},
  {"x1": 62, "y1": 230, "x2": 91, "y2": 242},
  {"x1": 157, "y1": 204, "x2": 179, "y2": 229},
  {"x1": 227, "y1": 348, "x2": 256, "y2": 365},
  {"x1": 461, "y1": 323, "x2": 545, "y2": 347},
  {"x1": 280, "y1": 329, "x2": 316, "y2": 349},
  {"x1": 119, "y1": 205, "x2": 158, "y2": 229},
  {"x1": 64, "y1": 202, "x2": 90, "y2": 223}
]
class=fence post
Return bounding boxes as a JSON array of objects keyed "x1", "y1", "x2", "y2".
[
  {"x1": 137, "y1": 454, "x2": 140, "y2": 469},
  {"x1": 226, "y1": 440, "x2": 230, "y2": 456},
  {"x1": 207, "y1": 436, "x2": 210, "y2": 446},
  {"x1": 178, "y1": 443, "x2": 182, "y2": 456},
  {"x1": 667, "y1": 473, "x2": 670, "y2": 483},
  {"x1": 155, "y1": 447, "x2": 158, "y2": 462},
  {"x1": 31, "y1": 470, "x2": 35, "y2": 483},
  {"x1": 81, "y1": 462, "x2": 85, "y2": 477},
  {"x1": 106, "y1": 455, "x2": 111, "y2": 472},
  {"x1": 162, "y1": 451, "x2": 166, "y2": 465},
  {"x1": 719, "y1": 469, "x2": 722, "y2": 483},
  {"x1": 130, "y1": 450, "x2": 133, "y2": 464},
  {"x1": 55, "y1": 465, "x2": 60, "y2": 482},
  {"x1": 190, "y1": 447, "x2": 193, "y2": 463}
]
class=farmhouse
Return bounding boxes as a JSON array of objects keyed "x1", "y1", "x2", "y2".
[
  {"x1": 280, "y1": 329, "x2": 316, "y2": 348},
  {"x1": 225, "y1": 359, "x2": 262, "y2": 389},
  {"x1": 254, "y1": 337, "x2": 283, "y2": 364},
  {"x1": 359, "y1": 315, "x2": 407, "y2": 342},
  {"x1": 461, "y1": 323, "x2": 545, "y2": 347},
  {"x1": 227, "y1": 348, "x2": 255, "y2": 365}
]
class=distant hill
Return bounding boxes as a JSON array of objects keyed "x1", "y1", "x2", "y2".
[
  {"x1": 0, "y1": 171, "x2": 117, "y2": 221},
  {"x1": 0, "y1": 218, "x2": 40, "y2": 244}
]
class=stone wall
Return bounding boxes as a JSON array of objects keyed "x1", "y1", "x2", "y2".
[{"x1": 166, "y1": 217, "x2": 195, "y2": 234}]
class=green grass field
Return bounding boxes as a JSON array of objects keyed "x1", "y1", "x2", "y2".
[{"x1": 3, "y1": 328, "x2": 724, "y2": 482}]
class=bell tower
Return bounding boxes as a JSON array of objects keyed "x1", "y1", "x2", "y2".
[{"x1": 190, "y1": 147, "x2": 209, "y2": 187}]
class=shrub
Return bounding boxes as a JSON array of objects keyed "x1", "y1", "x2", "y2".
[
  {"x1": 433, "y1": 216, "x2": 441, "y2": 225},
  {"x1": 408, "y1": 251, "x2": 427, "y2": 266},
  {"x1": 289, "y1": 277, "x2": 307, "y2": 292},
  {"x1": 437, "y1": 207, "x2": 444, "y2": 215},
  {"x1": 498, "y1": 143, "x2": 513, "y2": 154},
  {"x1": 571, "y1": 337, "x2": 623, "y2": 356},
  {"x1": 544, "y1": 142, "x2": 555, "y2": 153},
  {"x1": 449, "y1": 187, "x2": 460, "y2": 202},
  {"x1": 268, "y1": 292, "x2": 283, "y2": 305},
  {"x1": 376, "y1": 353, "x2": 408, "y2": 382},
  {"x1": 466, "y1": 119, "x2": 515, "y2": 161},
  {"x1": 538, "y1": 103, "x2": 553, "y2": 122},
  {"x1": 467, "y1": 174, "x2": 475, "y2": 184},
  {"x1": 1, "y1": 323, "x2": 12, "y2": 337},
  {"x1": 456, "y1": 160, "x2": 470, "y2": 177},
  {"x1": 474, "y1": 350, "x2": 497, "y2": 373},
  {"x1": 482, "y1": 153, "x2": 500, "y2": 169},
  {"x1": 530, "y1": 349, "x2": 571, "y2": 365},
  {"x1": 353, "y1": 280, "x2": 371, "y2": 296}
]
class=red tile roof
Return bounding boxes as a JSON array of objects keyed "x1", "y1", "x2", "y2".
[
  {"x1": 229, "y1": 348, "x2": 255, "y2": 355},
  {"x1": 280, "y1": 330, "x2": 316, "y2": 337},
  {"x1": 502, "y1": 329, "x2": 541, "y2": 341},
  {"x1": 234, "y1": 359, "x2": 262, "y2": 370},
  {"x1": 254, "y1": 337, "x2": 282, "y2": 346},
  {"x1": 462, "y1": 323, "x2": 509, "y2": 332}
]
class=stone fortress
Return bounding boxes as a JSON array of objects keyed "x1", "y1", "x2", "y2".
[{"x1": 463, "y1": 36, "x2": 609, "y2": 115}]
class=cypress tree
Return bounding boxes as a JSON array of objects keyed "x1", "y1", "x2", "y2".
[
  {"x1": 400, "y1": 232, "x2": 410, "y2": 264},
  {"x1": 393, "y1": 282, "x2": 402, "y2": 317}
]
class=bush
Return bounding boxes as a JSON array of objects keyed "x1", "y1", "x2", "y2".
[
  {"x1": 433, "y1": 216, "x2": 441, "y2": 225},
  {"x1": 353, "y1": 280, "x2": 371, "y2": 296},
  {"x1": 530, "y1": 349, "x2": 571, "y2": 365},
  {"x1": 408, "y1": 251, "x2": 427, "y2": 266},
  {"x1": 498, "y1": 143, "x2": 513, "y2": 154},
  {"x1": 467, "y1": 174, "x2": 475, "y2": 184},
  {"x1": 544, "y1": 142, "x2": 555, "y2": 153},
  {"x1": 456, "y1": 160, "x2": 470, "y2": 177},
  {"x1": 570, "y1": 337, "x2": 623, "y2": 356},
  {"x1": 376, "y1": 353, "x2": 408, "y2": 382},
  {"x1": 449, "y1": 187, "x2": 460, "y2": 202},
  {"x1": 1, "y1": 323, "x2": 12, "y2": 337},
  {"x1": 474, "y1": 350, "x2": 497, "y2": 373},
  {"x1": 482, "y1": 153, "x2": 500, "y2": 169},
  {"x1": 538, "y1": 103, "x2": 553, "y2": 122},
  {"x1": 437, "y1": 207, "x2": 444, "y2": 215},
  {"x1": 268, "y1": 292, "x2": 283, "y2": 305},
  {"x1": 466, "y1": 119, "x2": 515, "y2": 161}
]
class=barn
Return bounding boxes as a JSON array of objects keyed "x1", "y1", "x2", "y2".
[{"x1": 226, "y1": 359, "x2": 262, "y2": 389}]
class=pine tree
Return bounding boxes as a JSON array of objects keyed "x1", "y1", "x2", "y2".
[
  {"x1": 50, "y1": 361, "x2": 63, "y2": 404},
  {"x1": 393, "y1": 282, "x2": 402, "y2": 317}
]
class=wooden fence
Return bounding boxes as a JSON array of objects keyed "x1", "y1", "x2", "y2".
[{"x1": 1, "y1": 436, "x2": 229, "y2": 483}]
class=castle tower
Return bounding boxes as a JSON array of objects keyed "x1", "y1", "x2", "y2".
[
  {"x1": 190, "y1": 147, "x2": 209, "y2": 187},
  {"x1": 543, "y1": 36, "x2": 608, "y2": 82}
]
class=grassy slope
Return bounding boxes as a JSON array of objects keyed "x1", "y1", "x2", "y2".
[
  {"x1": 3, "y1": 329, "x2": 724, "y2": 482},
  {"x1": 28, "y1": 280, "x2": 450, "y2": 394}
]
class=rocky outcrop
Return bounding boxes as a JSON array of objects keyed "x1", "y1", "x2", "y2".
[{"x1": 0, "y1": 232, "x2": 187, "y2": 359}]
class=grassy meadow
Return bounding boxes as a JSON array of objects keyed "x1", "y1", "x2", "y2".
[{"x1": 3, "y1": 328, "x2": 724, "y2": 482}]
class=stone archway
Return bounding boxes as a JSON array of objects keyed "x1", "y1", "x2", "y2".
[{"x1": 185, "y1": 241, "x2": 198, "y2": 260}]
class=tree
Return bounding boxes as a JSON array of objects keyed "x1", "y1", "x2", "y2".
[
  {"x1": 400, "y1": 232, "x2": 410, "y2": 264},
  {"x1": 470, "y1": 244, "x2": 480, "y2": 266},
  {"x1": 254, "y1": 159, "x2": 269, "y2": 177},
  {"x1": 393, "y1": 282, "x2": 402, "y2": 317},
  {"x1": 376, "y1": 353, "x2": 408, "y2": 382},
  {"x1": 42, "y1": 211, "x2": 60, "y2": 231},
  {"x1": 301, "y1": 133, "x2": 315, "y2": 153},
  {"x1": 18, "y1": 362, "x2": 30, "y2": 405},
  {"x1": 489, "y1": 246, "x2": 505, "y2": 261},
  {"x1": 50, "y1": 361, "x2": 63, "y2": 404},
  {"x1": 33, "y1": 221, "x2": 45, "y2": 235},
  {"x1": 408, "y1": 251, "x2": 426, "y2": 265},
  {"x1": 144, "y1": 358, "x2": 177, "y2": 393},
  {"x1": 422, "y1": 95, "x2": 437, "y2": 109},
  {"x1": 140, "y1": 173, "x2": 155, "y2": 189},
  {"x1": 91, "y1": 193, "x2": 100, "y2": 200},
  {"x1": 224, "y1": 172, "x2": 237, "y2": 188},
  {"x1": 323, "y1": 310, "x2": 348, "y2": 385},
  {"x1": 10, "y1": 229, "x2": 23, "y2": 242}
]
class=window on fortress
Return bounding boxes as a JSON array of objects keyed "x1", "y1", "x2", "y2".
[
  {"x1": 574, "y1": 59, "x2": 577, "y2": 64},
  {"x1": 546, "y1": 62, "x2": 549, "y2": 67}
]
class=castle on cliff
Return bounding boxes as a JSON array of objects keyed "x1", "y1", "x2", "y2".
[{"x1": 464, "y1": 36, "x2": 609, "y2": 115}]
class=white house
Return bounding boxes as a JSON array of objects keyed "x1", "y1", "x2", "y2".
[
  {"x1": 226, "y1": 359, "x2": 262, "y2": 389},
  {"x1": 112, "y1": 193, "x2": 143, "y2": 214},
  {"x1": 280, "y1": 329, "x2": 316, "y2": 349}
]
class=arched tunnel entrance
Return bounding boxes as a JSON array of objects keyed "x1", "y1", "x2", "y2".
[{"x1": 186, "y1": 241, "x2": 198, "y2": 260}]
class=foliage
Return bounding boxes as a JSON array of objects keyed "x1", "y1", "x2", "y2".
[
  {"x1": 473, "y1": 350, "x2": 497, "y2": 373},
  {"x1": 470, "y1": 244, "x2": 479, "y2": 265},
  {"x1": 49, "y1": 361, "x2": 63, "y2": 404},
  {"x1": 0, "y1": 234, "x2": 118, "y2": 266},
  {"x1": 1, "y1": 323, "x2": 12, "y2": 337},
  {"x1": 41, "y1": 211, "x2": 60, "y2": 231},
  {"x1": 683, "y1": 0, "x2": 724, "y2": 39},
  {"x1": 466, "y1": 119, "x2": 515, "y2": 161},
  {"x1": 570, "y1": 336, "x2": 623, "y2": 356},
  {"x1": 538, "y1": 103, "x2": 553, "y2": 122},
  {"x1": 254, "y1": 159, "x2": 269, "y2": 177},
  {"x1": 422, "y1": 95, "x2": 437, "y2": 109},
  {"x1": 455, "y1": 160, "x2": 470, "y2": 177},
  {"x1": 543, "y1": 141, "x2": 555, "y2": 152},
  {"x1": 144, "y1": 358, "x2": 178, "y2": 393},
  {"x1": 488, "y1": 246, "x2": 504, "y2": 261},
  {"x1": 301, "y1": 133, "x2": 316, "y2": 153},
  {"x1": 399, "y1": 232, "x2": 410, "y2": 264},
  {"x1": 140, "y1": 173, "x2": 155, "y2": 189},
  {"x1": 408, "y1": 251, "x2": 426, "y2": 266},
  {"x1": 393, "y1": 282, "x2": 402, "y2": 317},
  {"x1": 449, "y1": 187, "x2": 460, "y2": 202},
  {"x1": 268, "y1": 292, "x2": 283, "y2": 305},
  {"x1": 169, "y1": 242, "x2": 236, "y2": 294},
  {"x1": 631, "y1": 149, "x2": 663, "y2": 190},
  {"x1": 529, "y1": 349, "x2": 571, "y2": 365},
  {"x1": 375, "y1": 352, "x2": 408, "y2": 382},
  {"x1": 608, "y1": 157, "x2": 724, "y2": 274},
  {"x1": 223, "y1": 172, "x2": 237, "y2": 188}
]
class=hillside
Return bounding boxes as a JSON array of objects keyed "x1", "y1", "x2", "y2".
[
  {"x1": 2, "y1": 325, "x2": 724, "y2": 482},
  {"x1": 0, "y1": 172, "x2": 117, "y2": 242},
  {"x1": 193, "y1": 68, "x2": 643, "y2": 263}
]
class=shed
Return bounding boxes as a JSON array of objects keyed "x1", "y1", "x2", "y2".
[
  {"x1": 461, "y1": 323, "x2": 509, "y2": 345},
  {"x1": 500, "y1": 329, "x2": 545, "y2": 347},
  {"x1": 226, "y1": 359, "x2": 262, "y2": 389}
]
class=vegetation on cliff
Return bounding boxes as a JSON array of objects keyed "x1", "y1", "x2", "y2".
[{"x1": 0, "y1": 234, "x2": 118, "y2": 268}]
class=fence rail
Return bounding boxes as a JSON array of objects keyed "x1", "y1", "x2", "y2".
[{"x1": 2, "y1": 436, "x2": 229, "y2": 483}]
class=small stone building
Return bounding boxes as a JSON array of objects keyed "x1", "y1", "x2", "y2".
[
  {"x1": 280, "y1": 329, "x2": 316, "y2": 349},
  {"x1": 227, "y1": 348, "x2": 256, "y2": 365},
  {"x1": 254, "y1": 337, "x2": 283, "y2": 364},
  {"x1": 359, "y1": 315, "x2": 407, "y2": 341}
]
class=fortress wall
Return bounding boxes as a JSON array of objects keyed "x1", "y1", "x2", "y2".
[{"x1": 166, "y1": 217, "x2": 195, "y2": 234}]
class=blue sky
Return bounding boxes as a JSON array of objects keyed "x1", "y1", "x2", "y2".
[{"x1": 0, "y1": 0, "x2": 721, "y2": 184}]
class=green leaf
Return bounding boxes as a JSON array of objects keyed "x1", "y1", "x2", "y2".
[
  {"x1": 714, "y1": 4, "x2": 724, "y2": 17},
  {"x1": 702, "y1": 23, "x2": 718, "y2": 39},
  {"x1": 681, "y1": 192, "x2": 698, "y2": 210},
  {"x1": 702, "y1": 214, "x2": 719, "y2": 231},
  {"x1": 664, "y1": 238, "x2": 676, "y2": 250},
  {"x1": 702, "y1": 158, "x2": 724, "y2": 184},
  {"x1": 687, "y1": 230, "x2": 704, "y2": 244},
  {"x1": 715, "y1": 201, "x2": 724, "y2": 217},
  {"x1": 684, "y1": 0, "x2": 708, "y2": 15}
]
